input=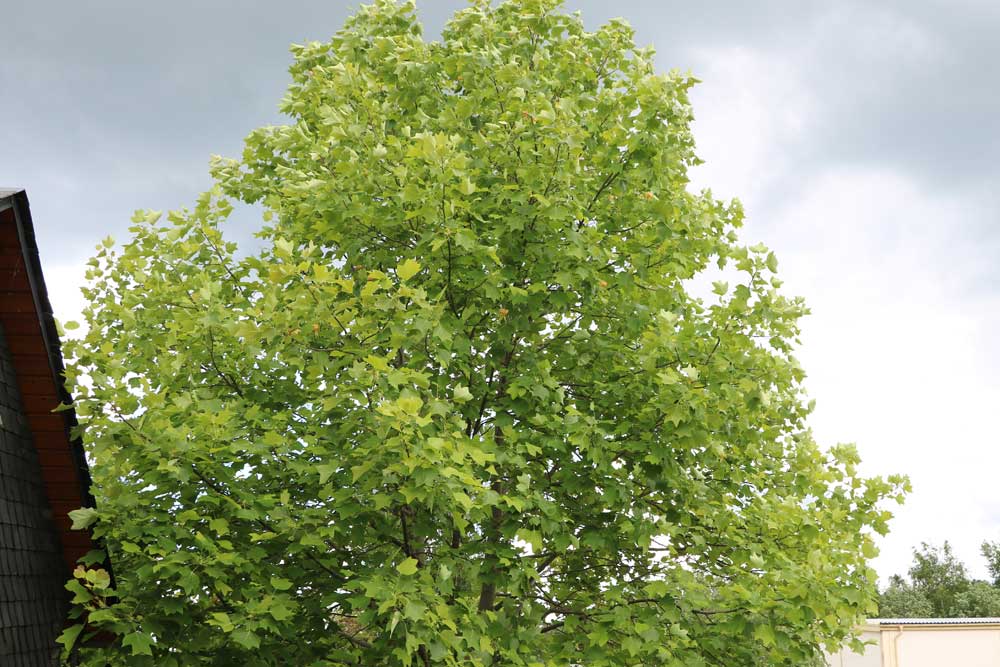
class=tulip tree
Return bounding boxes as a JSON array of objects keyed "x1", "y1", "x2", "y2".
[{"x1": 62, "y1": 1, "x2": 907, "y2": 665}]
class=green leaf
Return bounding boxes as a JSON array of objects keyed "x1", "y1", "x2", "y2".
[
  {"x1": 274, "y1": 237, "x2": 294, "y2": 257},
  {"x1": 396, "y1": 258, "x2": 421, "y2": 281},
  {"x1": 457, "y1": 177, "x2": 476, "y2": 196},
  {"x1": 65, "y1": 579, "x2": 91, "y2": 605},
  {"x1": 622, "y1": 636, "x2": 642, "y2": 656},
  {"x1": 403, "y1": 600, "x2": 427, "y2": 621},
  {"x1": 211, "y1": 612, "x2": 235, "y2": 633},
  {"x1": 268, "y1": 600, "x2": 296, "y2": 621},
  {"x1": 232, "y1": 629, "x2": 260, "y2": 650},
  {"x1": 754, "y1": 624, "x2": 777, "y2": 647},
  {"x1": 68, "y1": 507, "x2": 98, "y2": 530},
  {"x1": 396, "y1": 558, "x2": 419, "y2": 576},
  {"x1": 453, "y1": 385, "x2": 473, "y2": 403},
  {"x1": 56, "y1": 623, "x2": 85, "y2": 653},
  {"x1": 85, "y1": 567, "x2": 112, "y2": 590},
  {"x1": 317, "y1": 463, "x2": 338, "y2": 484},
  {"x1": 122, "y1": 631, "x2": 155, "y2": 656},
  {"x1": 516, "y1": 529, "x2": 543, "y2": 553},
  {"x1": 271, "y1": 576, "x2": 294, "y2": 591},
  {"x1": 209, "y1": 518, "x2": 230, "y2": 536}
]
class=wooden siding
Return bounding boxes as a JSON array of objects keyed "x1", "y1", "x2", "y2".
[
  {"x1": 0, "y1": 203, "x2": 96, "y2": 571},
  {"x1": 0, "y1": 323, "x2": 65, "y2": 666},
  {"x1": 0, "y1": 193, "x2": 103, "y2": 662}
]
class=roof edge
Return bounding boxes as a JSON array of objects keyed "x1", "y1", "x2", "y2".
[
  {"x1": 2, "y1": 190, "x2": 116, "y2": 644},
  {"x1": 7, "y1": 191, "x2": 96, "y2": 508},
  {"x1": 0, "y1": 189, "x2": 23, "y2": 213},
  {"x1": 872, "y1": 617, "x2": 1000, "y2": 626}
]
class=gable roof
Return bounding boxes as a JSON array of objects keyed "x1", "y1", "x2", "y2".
[{"x1": 0, "y1": 188, "x2": 98, "y2": 572}]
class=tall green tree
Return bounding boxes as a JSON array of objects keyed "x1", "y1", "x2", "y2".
[
  {"x1": 907, "y1": 542, "x2": 970, "y2": 615},
  {"x1": 62, "y1": 1, "x2": 906, "y2": 665}
]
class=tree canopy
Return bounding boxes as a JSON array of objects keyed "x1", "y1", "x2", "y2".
[{"x1": 62, "y1": 1, "x2": 906, "y2": 665}]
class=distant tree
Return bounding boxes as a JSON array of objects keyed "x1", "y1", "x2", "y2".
[
  {"x1": 61, "y1": 1, "x2": 906, "y2": 665},
  {"x1": 877, "y1": 575, "x2": 933, "y2": 618},
  {"x1": 908, "y1": 542, "x2": 970, "y2": 616},
  {"x1": 981, "y1": 541, "x2": 1000, "y2": 586},
  {"x1": 952, "y1": 582, "x2": 1000, "y2": 617},
  {"x1": 879, "y1": 542, "x2": 1000, "y2": 618}
]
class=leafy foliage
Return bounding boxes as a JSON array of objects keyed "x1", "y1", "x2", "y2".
[
  {"x1": 62, "y1": 1, "x2": 906, "y2": 664},
  {"x1": 982, "y1": 541, "x2": 1000, "y2": 587},
  {"x1": 877, "y1": 575, "x2": 934, "y2": 618},
  {"x1": 907, "y1": 541, "x2": 970, "y2": 615},
  {"x1": 878, "y1": 542, "x2": 1000, "y2": 618}
]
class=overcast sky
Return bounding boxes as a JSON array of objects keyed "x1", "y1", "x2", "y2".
[{"x1": 2, "y1": 0, "x2": 997, "y2": 582}]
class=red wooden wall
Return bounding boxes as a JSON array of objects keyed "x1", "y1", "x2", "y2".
[{"x1": 0, "y1": 205, "x2": 95, "y2": 572}]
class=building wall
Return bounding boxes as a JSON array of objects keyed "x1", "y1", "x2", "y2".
[
  {"x1": 884, "y1": 626, "x2": 1000, "y2": 667},
  {"x1": 828, "y1": 625, "x2": 1000, "y2": 666},
  {"x1": 826, "y1": 628, "x2": 882, "y2": 667},
  {"x1": 0, "y1": 323, "x2": 67, "y2": 666}
]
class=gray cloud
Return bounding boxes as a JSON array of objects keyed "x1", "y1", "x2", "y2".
[{"x1": 5, "y1": 0, "x2": 998, "y2": 258}]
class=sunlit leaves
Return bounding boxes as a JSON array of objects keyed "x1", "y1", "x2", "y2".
[
  {"x1": 396, "y1": 559, "x2": 419, "y2": 576},
  {"x1": 395, "y1": 258, "x2": 421, "y2": 281},
  {"x1": 452, "y1": 385, "x2": 473, "y2": 403}
]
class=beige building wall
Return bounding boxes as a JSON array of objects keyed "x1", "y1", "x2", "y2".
[{"x1": 827, "y1": 621, "x2": 1000, "y2": 667}]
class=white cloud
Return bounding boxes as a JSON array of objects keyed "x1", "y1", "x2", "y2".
[
  {"x1": 44, "y1": 261, "x2": 89, "y2": 330},
  {"x1": 685, "y1": 45, "x2": 815, "y2": 207},
  {"x1": 773, "y1": 168, "x2": 1000, "y2": 581}
]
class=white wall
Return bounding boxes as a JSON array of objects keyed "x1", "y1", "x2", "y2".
[
  {"x1": 887, "y1": 627, "x2": 1000, "y2": 667},
  {"x1": 826, "y1": 628, "x2": 882, "y2": 667},
  {"x1": 827, "y1": 624, "x2": 1000, "y2": 667}
]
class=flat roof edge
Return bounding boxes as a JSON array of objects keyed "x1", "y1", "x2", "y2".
[{"x1": 872, "y1": 618, "x2": 1000, "y2": 626}]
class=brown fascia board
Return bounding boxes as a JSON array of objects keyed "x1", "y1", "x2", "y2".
[{"x1": 0, "y1": 188, "x2": 104, "y2": 570}]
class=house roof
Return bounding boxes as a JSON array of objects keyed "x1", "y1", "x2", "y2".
[{"x1": 0, "y1": 188, "x2": 98, "y2": 572}]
